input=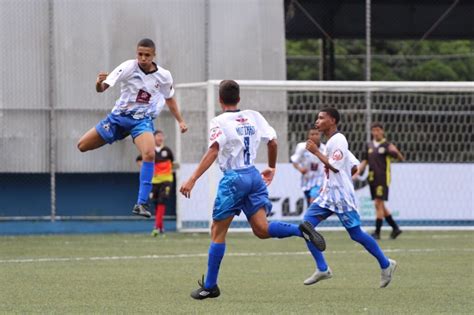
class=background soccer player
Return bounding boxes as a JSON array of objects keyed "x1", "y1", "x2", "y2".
[
  {"x1": 303, "y1": 107, "x2": 397, "y2": 288},
  {"x1": 291, "y1": 127, "x2": 325, "y2": 206},
  {"x1": 77, "y1": 38, "x2": 187, "y2": 218},
  {"x1": 150, "y1": 130, "x2": 175, "y2": 236},
  {"x1": 179, "y1": 80, "x2": 325, "y2": 300},
  {"x1": 358, "y1": 122, "x2": 404, "y2": 240}
]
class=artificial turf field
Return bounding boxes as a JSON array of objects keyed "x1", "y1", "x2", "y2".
[{"x1": 0, "y1": 230, "x2": 473, "y2": 314}]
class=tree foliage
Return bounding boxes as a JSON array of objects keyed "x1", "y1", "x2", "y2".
[{"x1": 286, "y1": 39, "x2": 474, "y2": 81}]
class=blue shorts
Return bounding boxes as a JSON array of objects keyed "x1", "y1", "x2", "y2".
[
  {"x1": 304, "y1": 185, "x2": 321, "y2": 200},
  {"x1": 213, "y1": 166, "x2": 272, "y2": 221},
  {"x1": 305, "y1": 203, "x2": 361, "y2": 229},
  {"x1": 95, "y1": 114, "x2": 154, "y2": 144}
]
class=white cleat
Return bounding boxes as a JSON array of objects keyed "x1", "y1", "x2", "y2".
[
  {"x1": 304, "y1": 267, "x2": 333, "y2": 285},
  {"x1": 380, "y1": 259, "x2": 397, "y2": 288}
]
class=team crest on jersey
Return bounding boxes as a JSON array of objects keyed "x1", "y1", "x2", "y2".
[
  {"x1": 209, "y1": 127, "x2": 222, "y2": 141},
  {"x1": 378, "y1": 147, "x2": 386, "y2": 154},
  {"x1": 136, "y1": 89, "x2": 151, "y2": 103},
  {"x1": 332, "y1": 149, "x2": 343, "y2": 161},
  {"x1": 235, "y1": 115, "x2": 248, "y2": 124},
  {"x1": 155, "y1": 81, "x2": 160, "y2": 89},
  {"x1": 161, "y1": 150, "x2": 168, "y2": 157},
  {"x1": 368, "y1": 148, "x2": 373, "y2": 154}
]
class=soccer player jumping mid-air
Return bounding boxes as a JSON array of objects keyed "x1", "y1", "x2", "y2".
[{"x1": 77, "y1": 38, "x2": 187, "y2": 218}]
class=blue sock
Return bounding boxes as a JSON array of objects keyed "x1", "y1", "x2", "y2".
[
  {"x1": 347, "y1": 226, "x2": 390, "y2": 269},
  {"x1": 303, "y1": 216, "x2": 328, "y2": 272},
  {"x1": 268, "y1": 221, "x2": 302, "y2": 238},
  {"x1": 205, "y1": 242, "x2": 226, "y2": 289},
  {"x1": 137, "y1": 161, "x2": 154, "y2": 204}
]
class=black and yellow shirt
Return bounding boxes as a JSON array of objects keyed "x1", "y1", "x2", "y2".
[{"x1": 362, "y1": 140, "x2": 398, "y2": 186}]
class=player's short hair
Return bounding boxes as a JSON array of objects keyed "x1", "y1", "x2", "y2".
[
  {"x1": 154, "y1": 129, "x2": 164, "y2": 136},
  {"x1": 371, "y1": 122, "x2": 384, "y2": 130},
  {"x1": 219, "y1": 80, "x2": 240, "y2": 105},
  {"x1": 137, "y1": 38, "x2": 155, "y2": 50},
  {"x1": 320, "y1": 107, "x2": 340, "y2": 124}
]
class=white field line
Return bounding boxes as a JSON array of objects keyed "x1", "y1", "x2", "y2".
[{"x1": 0, "y1": 248, "x2": 473, "y2": 264}]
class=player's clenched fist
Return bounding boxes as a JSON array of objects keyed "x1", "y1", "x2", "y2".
[
  {"x1": 96, "y1": 72, "x2": 108, "y2": 84},
  {"x1": 306, "y1": 139, "x2": 318, "y2": 155}
]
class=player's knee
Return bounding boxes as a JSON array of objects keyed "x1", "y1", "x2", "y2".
[
  {"x1": 252, "y1": 225, "x2": 270, "y2": 239},
  {"x1": 348, "y1": 226, "x2": 364, "y2": 242},
  {"x1": 141, "y1": 150, "x2": 155, "y2": 161}
]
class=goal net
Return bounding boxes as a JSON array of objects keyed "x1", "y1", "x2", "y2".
[{"x1": 174, "y1": 80, "x2": 473, "y2": 232}]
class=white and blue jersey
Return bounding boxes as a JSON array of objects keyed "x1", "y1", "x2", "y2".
[
  {"x1": 209, "y1": 110, "x2": 277, "y2": 220},
  {"x1": 95, "y1": 59, "x2": 174, "y2": 143},
  {"x1": 104, "y1": 59, "x2": 174, "y2": 120},
  {"x1": 314, "y1": 133, "x2": 358, "y2": 213},
  {"x1": 209, "y1": 110, "x2": 276, "y2": 172},
  {"x1": 290, "y1": 142, "x2": 326, "y2": 192}
]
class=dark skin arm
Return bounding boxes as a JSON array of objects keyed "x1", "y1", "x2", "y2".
[{"x1": 306, "y1": 139, "x2": 339, "y2": 173}]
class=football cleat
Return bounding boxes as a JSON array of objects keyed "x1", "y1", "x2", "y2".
[
  {"x1": 299, "y1": 221, "x2": 326, "y2": 251},
  {"x1": 390, "y1": 229, "x2": 402, "y2": 239},
  {"x1": 132, "y1": 204, "x2": 151, "y2": 218},
  {"x1": 191, "y1": 275, "x2": 220, "y2": 300},
  {"x1": 380, "y1": 259, "x2": 397, "y2": 288},
  {"x1": 304, "y1": 267, "x2": 333, "y2": 285}
]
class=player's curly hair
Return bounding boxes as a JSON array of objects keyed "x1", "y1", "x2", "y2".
[{"x1": 320, "y1": 107, "x2": 340, "y2": 124}]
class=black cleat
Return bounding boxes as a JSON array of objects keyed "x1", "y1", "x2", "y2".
[
  {"x1": 390, "y1": 229, "x2": 402, "y2": 239},
  {"x1": 371, "y1": 232, "x2": 381, "y2": 240},
  {"x1": 132, "y1": 204, "x2": 151, "y2": 218},
  {"x1": 299, "y1": 221, "x2": 326, "y2": 251},
  {"x1": 190, "y1": 275, "x2": 220, "y2": 300}
]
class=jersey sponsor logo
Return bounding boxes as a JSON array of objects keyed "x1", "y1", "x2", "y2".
[
  {"x1": 332, "y1": 149, "x2": 343, "y2": 161},
  {"x1": 235, "y1": 115, "x2": 248, "y2": 124},
  {"x1": 136, "y1": 89, "x2": 151, "y2": 103},
  {"x1": 209, "y1": 127, "x2": 222, "y2": 141}
]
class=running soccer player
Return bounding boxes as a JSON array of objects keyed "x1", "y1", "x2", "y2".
[
  {"x1": 291, "y1": 127, "x2": 325, "y2": 206},
  {"x1": 77, "y1": 38, "x2": 187, "y2": 218},
  {"x1": 302, "y1": 107, "x2": 397, "y2": 288},
  {"x1": 358, "y1": 122, "x2": 404, "y2": 240},
  {"x1": 179, "y1": 80, "x2": 325, "y2": 300}
]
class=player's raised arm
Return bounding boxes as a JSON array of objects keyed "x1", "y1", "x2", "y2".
[
  {"x1": 95, "y1": 72, "x2": 109, "y2": 93},
  {"x1": 306, "y1": 139, "x2": 339, "y2": 173}
]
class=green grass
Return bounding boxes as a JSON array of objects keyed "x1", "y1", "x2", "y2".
[{"x1": 0, "y1": 230, "x2": 473, "y2": 314}]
